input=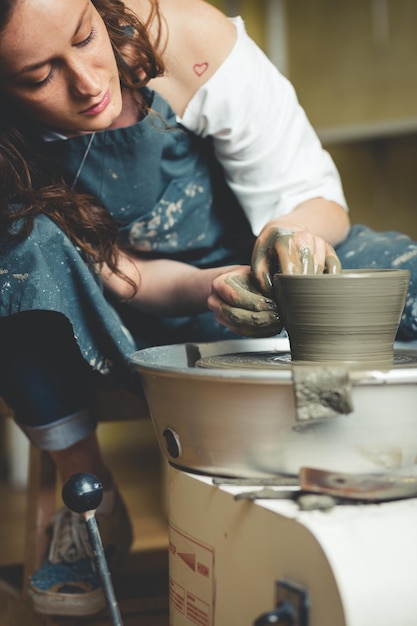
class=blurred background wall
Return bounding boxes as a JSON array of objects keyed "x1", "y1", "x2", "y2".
[{"x1": 208, "y1": 0, "x2": 417, "y2": 239}]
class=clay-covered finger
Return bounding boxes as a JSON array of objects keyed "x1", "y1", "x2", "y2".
[
  {"x1": 251, "y1": 245, "x2": 276, "y2": 295},
  {"x1": 217, "y1": 305, "x2": 282, "y2": 338},
  {"x1": 224, "y1": 275, "x2": 277, "y2": 312},
  {"x1": 324, "y1": 250, "x2": 342, "y2": 274},
  {"x1": 299, "y1": 247, "x2": 314, "y2": 274},
  {"x1": 251, "y1": 232, "x2": 295, "y2": 290}
]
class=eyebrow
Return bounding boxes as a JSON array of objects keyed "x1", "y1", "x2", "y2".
[{"x1": 11, "y1": 1, "x2": 90, "y2": 77}]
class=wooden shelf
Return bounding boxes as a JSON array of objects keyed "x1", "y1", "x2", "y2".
[{"x1": 318, "y1": 117, "x2": 417, "y2": 146}]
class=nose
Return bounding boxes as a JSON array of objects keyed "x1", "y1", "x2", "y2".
[{"x1": 67, "y1": 59, "x2": 101, "y2": 98}]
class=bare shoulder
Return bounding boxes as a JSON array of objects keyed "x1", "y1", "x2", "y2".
[
  {"x1": 127, "y1": 0, "x2": 238, "y2": 115},
  {"x1": 157, "y1": 0, "x2": 235, "y2": 37}
]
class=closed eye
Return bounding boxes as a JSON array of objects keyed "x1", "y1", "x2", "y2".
[
  {"x1": 75, "y1": 26, "x2": 96, "y2": 48},
  {"x1": 24, "y1": 69, "x2": 55, "y2": 89},
  {"x1": 24, "y1": 26, "x2": 97, "y2": 88}
]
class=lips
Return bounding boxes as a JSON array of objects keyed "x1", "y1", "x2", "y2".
[{"x1": 82, "y1": 89, "x2": 110, "y2": 115}]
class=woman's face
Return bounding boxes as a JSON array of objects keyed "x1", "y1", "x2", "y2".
[{"x1": 0, "y1": 0, "x2": 123, "y2": 135}]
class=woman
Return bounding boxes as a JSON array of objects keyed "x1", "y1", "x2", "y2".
[{"x1": 0, "y1": 0, "x2": 415, "y2": 617}]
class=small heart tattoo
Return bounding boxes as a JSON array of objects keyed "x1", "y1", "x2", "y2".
[{"x1": 193, "y1": 62, "x2": 209, "y2": 77}]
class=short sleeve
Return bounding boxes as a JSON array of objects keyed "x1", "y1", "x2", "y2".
[{"x1": 178, "y1": 17, "x2": 348, "y2": 235}]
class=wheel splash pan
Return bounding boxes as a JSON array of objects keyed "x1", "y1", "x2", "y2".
[{"x1": 130, "y1": 338, "x2": 417, "y2": 478}]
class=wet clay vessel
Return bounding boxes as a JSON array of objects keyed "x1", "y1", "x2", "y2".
[{"x1": 273, "y1": 269, "x2": 410, "y2": 368}]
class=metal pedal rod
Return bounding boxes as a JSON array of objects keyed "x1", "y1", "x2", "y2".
[{"x1": 62, "y1": 472, "x2": 124, "y2": 626}]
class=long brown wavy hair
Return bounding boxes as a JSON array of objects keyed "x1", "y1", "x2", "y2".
[{"x1": 0, "y1": 0, "x2": 165, "y2": 286}]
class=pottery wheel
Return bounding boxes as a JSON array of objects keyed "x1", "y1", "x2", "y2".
[{"x1": 196, "y1": 349, "x2": 417, "y2": 370}]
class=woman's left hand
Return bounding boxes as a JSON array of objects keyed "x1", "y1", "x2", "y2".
[
  {"x1": 207, "y1": 266, "x2": 282, "y2": 337},
  {"x1": 251, "y1": 225, "x2": 342, "y2": 297}
]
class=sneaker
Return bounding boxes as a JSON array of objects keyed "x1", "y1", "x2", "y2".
[{"x1": 28, "y1": 487, "x2": 133, "y2": 616}]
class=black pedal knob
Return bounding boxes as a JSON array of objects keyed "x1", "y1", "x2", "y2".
[{"x1": 62, "y1": 472, "x2": 103, "y2": 513}]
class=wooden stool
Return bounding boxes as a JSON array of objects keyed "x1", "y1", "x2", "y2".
[{"x1": 0, "y1": 388, "x2": 169, "y2": 626}]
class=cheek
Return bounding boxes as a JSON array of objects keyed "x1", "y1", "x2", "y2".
[
  {"x1": 103, "y1": 45, "x2": 120, "y2": 78},
  {"x1": 95, "y1": 20, "x2": 119, "y2": 73},
  {"x1": 14, "y1": 93, "x2": 68, "y2": 126}
]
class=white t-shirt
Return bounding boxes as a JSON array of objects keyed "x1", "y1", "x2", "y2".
[{"x1": 178, "y1": 16, "x2": 348, "y2": 236}]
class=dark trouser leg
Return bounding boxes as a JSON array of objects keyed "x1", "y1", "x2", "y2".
[
  {"x1": 336, "y1": 224, "x2": 417, "y2": 340},
  {"x1": 0, "y1": 317, "x2": 131, "y2": 618},
  {"x1": 0, "y1": 310, "x2": 97, "y2": 450}
]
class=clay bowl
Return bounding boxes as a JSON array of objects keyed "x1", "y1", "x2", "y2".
[{"x1": 273, "y1": 269, "x2": 410, "y2": 368}]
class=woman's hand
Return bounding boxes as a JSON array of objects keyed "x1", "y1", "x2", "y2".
[
  {"x1": 251, "y1": 225, "x2": 342, "y2": 297},
  {"x1": 207, "y1": 266, "x2": 282, "y2": 337}
]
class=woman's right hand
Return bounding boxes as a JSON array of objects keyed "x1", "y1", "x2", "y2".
[{"x1": 207, "y1": 266, "x2": 282, "y2": 337}]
